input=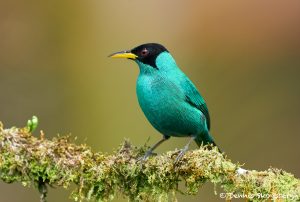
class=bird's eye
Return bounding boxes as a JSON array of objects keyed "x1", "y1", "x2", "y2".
[{"x1": 141, "y1": 48, "x2": 149, "y2": 56}]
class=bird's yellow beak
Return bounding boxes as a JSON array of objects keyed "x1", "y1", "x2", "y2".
[{"x1": 109, "y1": 51, "x2": 138, "y2": 60}]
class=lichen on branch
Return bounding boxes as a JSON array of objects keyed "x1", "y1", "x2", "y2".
[{"x1": 0, "y1": 122, "x2": 299, "y2": 202}]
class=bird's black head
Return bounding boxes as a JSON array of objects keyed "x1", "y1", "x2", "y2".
[
  {"x1": 130, "y1": 43, "x2": 168, "y2": 69},
  {"x1": 109, "y1": 43, "x2": 169, "y2": 69}
]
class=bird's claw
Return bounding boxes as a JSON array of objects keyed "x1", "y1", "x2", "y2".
[
  {"x1": 174, "y1": 146, "x2": 189, "y2": 163},
  {"x1": 137, "y1": 150, "x2": 157, "y2": 162}
]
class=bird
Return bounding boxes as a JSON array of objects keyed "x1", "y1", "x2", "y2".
[{"x1": 109, "y1": 43, "x2": 219, "y2": 161}]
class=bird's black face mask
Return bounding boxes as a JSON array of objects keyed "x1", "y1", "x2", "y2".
[
  {"x1": 110, "y1": 43, "x2": 168, "y2": 69},
  {"x1": 130, "y1": 43, "x2": 168, "y2": 69}
]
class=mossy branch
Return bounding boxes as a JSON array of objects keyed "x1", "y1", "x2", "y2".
[{"x1": 0, "y1": 122, "x2": 299, "y2": 202}]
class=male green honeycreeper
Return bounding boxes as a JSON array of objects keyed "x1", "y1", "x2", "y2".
[{"x1": 110, "y1": 43, "x2": 219, "y2": 161}]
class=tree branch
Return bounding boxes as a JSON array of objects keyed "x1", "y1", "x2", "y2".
[{"x1": 0, "y1": 122, "x2": 299, "y2": 201}]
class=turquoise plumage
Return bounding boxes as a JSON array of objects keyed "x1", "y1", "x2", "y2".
[{"x1": 110, "y1": 43, "x2": 218, "y2": 161}]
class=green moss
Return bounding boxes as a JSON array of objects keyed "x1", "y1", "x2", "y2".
[{"x1": 0, "y1": 122, "x2": 299, "y2": 201}]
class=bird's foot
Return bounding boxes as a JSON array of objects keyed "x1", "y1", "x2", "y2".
[
  {"x1": 137, "y1": 150, "x2": 157, "y2": 162},
  {"x1": 174, "y1": 145, "x2": 189, "y2": 163}
]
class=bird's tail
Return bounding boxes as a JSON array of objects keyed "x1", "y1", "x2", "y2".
[{"x1": 194, "y1": 133, "x2": 222, "y2": 153}]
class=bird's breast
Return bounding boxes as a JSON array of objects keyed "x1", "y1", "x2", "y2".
[
  {"x1": 136, "y1": 75, "x2": 202, "y2": 136},
  {"x1": 136, "y1": 75, "x2": 183, "y2": 114}
]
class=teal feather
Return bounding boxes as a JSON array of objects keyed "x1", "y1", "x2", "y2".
[{"x1": 136, "y1": 51, "x2": 215, "y2": 145}]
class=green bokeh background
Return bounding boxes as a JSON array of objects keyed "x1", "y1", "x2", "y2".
[{"x1": 1, "y1": 1, "x2": 299, "y2": 201}]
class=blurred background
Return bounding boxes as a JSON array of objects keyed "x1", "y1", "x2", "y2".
[{"x1": 0, "y1": 0, "x2": 299, "y2": 201}]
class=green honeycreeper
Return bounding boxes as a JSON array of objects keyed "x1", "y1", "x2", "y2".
[{"x1": 110, "y1": 43, "x2": 219, "y2": 161}]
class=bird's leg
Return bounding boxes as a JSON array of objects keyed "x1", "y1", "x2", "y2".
[
  {"x1": 139, "y1": 135, "x2": 170, "y2": 161},
  {"x1": 175, "y1": 136, "x2": 196, "y2": 163}
]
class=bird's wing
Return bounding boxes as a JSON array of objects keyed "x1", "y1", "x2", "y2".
[{"x1": 182, "y1": 78, "x2": 211, "y2": 130}]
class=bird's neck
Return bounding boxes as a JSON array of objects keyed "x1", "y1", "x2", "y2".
[
  {"x1": 136, "y1": 61, "x2": 157, "y2": 75},
  {"x1": 136, "y1": 52, "x2": 179, "y2": 75},
  {"x1": 155, "y1": 52, "x2": 178, "y2": 71}
]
